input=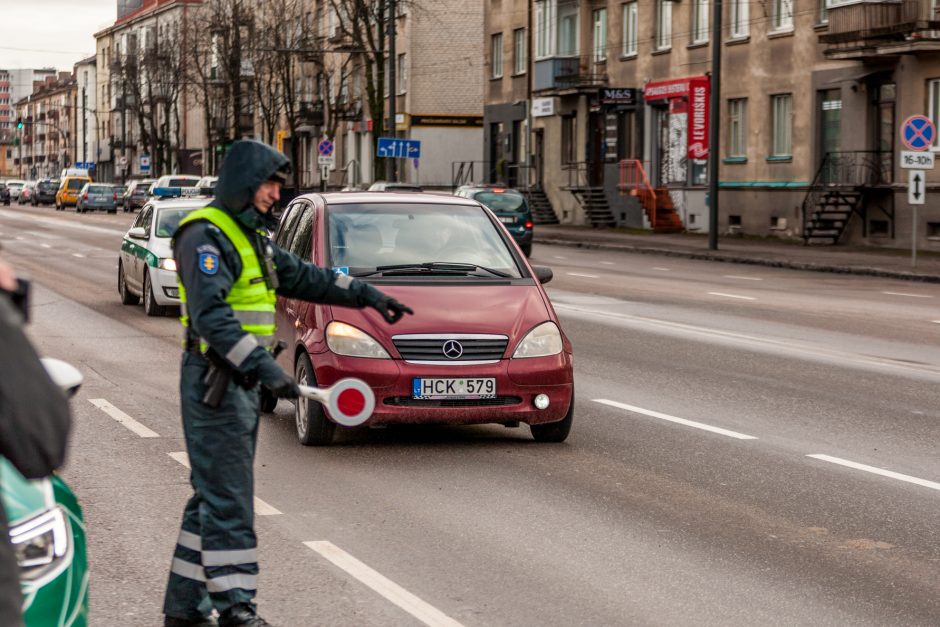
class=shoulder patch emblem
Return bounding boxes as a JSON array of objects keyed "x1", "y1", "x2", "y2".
[{"x1": 199, "y1": 252, "x2": 220, "y2": 275}]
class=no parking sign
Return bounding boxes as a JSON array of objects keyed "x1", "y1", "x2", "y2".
[{"x1": 901, "y1": 115, "x2": 935, "y2": 151}]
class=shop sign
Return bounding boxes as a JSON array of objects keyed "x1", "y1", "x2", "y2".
[
  {"x1": 688, "y1": 80, "x2": 709, "y2": 159},
  {"x1": 532, "y1": 97, "x2": 555, "y2": 117},
  {"x1": 599, "y1": 88, "x2": 638, "y2": 107}
]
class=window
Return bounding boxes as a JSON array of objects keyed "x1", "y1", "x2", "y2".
[
  {"x1": 534, "y1": 0, "x2": 556, "y2": 59},
  {"x1": 731, "y1": 0, "x2": 749, "y2": 37},
  {"x1": 621, "y1": 2, "x2": 638, "y2": 56},
  {"x1": 929, "y1": 79, "x2": 940, "y2": 149},
  {"x1": 398, "y1": 54, "x2": 406, "y2": 94},
  {"x1": 558, "y1": 1, "x2": 579, "y2": 56},
  {"x1": 491, "y1": 33, "x2": 503, "y2": 79},
  {"x1": 561, "y1": 114, "x2": 576, "y2": 164},
  {"x1": 513, "y1": 28, "x2": 526, "y2": 74},
  {"x1": 692, "y1": 0, "x2": 709, "y2": 44},
  {"x1": 728, "y1": 99, "x2": 747, "y2": 157},
  {"x1": 773, "y1": 0, "x2": 793, "y2": 31},
  {"x1": 656, "y1": 0, "x2": 672, "y2": 50},
  {"x1": 771, "y1": 94, "x2": 792, "y2": 157},
  {"x1": 593, "y1": 8, "x2": 607, "y2": 62}
]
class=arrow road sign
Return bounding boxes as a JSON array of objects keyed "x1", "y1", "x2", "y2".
[
  {"x1": 377, "y1": 137, "x2": 421, "y2": 159},
  {"x1": 908, "y1": 170, "x2": 926, "y2": 205}
]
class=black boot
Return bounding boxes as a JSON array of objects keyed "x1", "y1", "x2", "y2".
[
  {"x1": 218, "y1": 604, "x2": 273, "y2": 627},
  {"x1": 164, "y1": 615, "x2": 217, "y2": 627}
]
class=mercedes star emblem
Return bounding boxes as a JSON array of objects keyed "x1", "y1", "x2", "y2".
[{"x1": 442, "y1": 340, "x2": 464, "y2": 360}]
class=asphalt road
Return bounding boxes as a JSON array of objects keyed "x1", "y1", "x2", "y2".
[{"x1": 2, "y1": 202, "x2": 938, "y2": 626}]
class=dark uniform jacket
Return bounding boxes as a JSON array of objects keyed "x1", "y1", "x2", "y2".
[{"x1": 173, "y1": 139, "x2": 385, "y2": 375}]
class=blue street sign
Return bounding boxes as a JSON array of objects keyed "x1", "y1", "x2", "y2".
[
  {"x1": 75, "y1": 161, "x2": 96, "y2": 170},
  {"x1": 377, "y1": 137, "x2": 421, "y2": 159},
  {"x1": 317, "y1": 138, "x2": 334, "y2": 157},
  {"x1": 901, "y1": 115, "x2": 935, "y2": 152}
]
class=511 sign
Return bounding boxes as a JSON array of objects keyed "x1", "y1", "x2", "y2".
[{"x1": 900, "y1": 150, "x2": 935, "y2": 169}]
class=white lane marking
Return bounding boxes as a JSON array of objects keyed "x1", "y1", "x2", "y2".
[
  {"x1": 708, "y1": 292, "x2": 756, "y2": 301},
  {"x1": 40, "y1": 243, "x2": 51, "y2": 248},
  {"x1": 88, "y1": 398, "x2": 159, "y2": 438},
  {"x1": 15, "y1": 236, "x2": 23, "y2": 240},
  {"x1": 72, "y1": 253, "x2": 85, "y2": 258},
  {"x1": 600, "y1": 261, "x2": 615, "y2": 265},
  {"x1": 305, "y1": 541, "x2": 465, "y2": 627},
  {"x1": 567, "y1": 272, "x2": 600, "y2": 279},
  {"x1": 807, "y1": 454, "x2": 940, "y2": 492},
  {"x1": 553, "y1": 255, "x2": 567, "y2": 260},
  {"x1": 882, "y1": 291, "x2": 933, "y2": 299},
  {"x1": 168, "y1": 452, "x2": 283, "y2": 515},
  {"x1": 932, "y1": 320, "x2": 940, "y2": 325},
  {"x1": 652, "y1": 267, "x2": 670, "y2": 271},
  {"x1": 593, "y1": 399, "x2": 758, "y2": 440},
  {"x1": 724, "y1": 275, "x2": 763, "y2": 281}
]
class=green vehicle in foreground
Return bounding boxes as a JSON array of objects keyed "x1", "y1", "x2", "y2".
[{"x1": 2, "y1": 359, "x2": 88, "y2": 626}]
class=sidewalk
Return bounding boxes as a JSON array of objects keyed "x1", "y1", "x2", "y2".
[{"x1": 533, "y1": 225, "x2": 940, "y2": 283}]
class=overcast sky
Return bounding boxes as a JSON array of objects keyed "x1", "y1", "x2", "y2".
[{"x1": 0, "y1": 0, "x2": 116, "y2": 71}]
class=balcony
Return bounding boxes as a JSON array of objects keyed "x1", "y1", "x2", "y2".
[
  {"x1": 334, "y1": 100, "x2": 362, "y2": 121},
  {"x1": 298, "y1": 101, "x2": 324, "y2": 126},
  {"x1": 820, "y1": 0, "x2": 940, "y2": 59},
  {"x1": 533, "y1": 55, "x2": 608, "y2": 92}
]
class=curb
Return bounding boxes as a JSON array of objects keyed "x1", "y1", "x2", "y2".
[{"x1": 533, "y1": 237, "x2": 940, "y2": 284}]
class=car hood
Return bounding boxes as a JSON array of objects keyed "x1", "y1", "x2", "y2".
[
  {"x1": 0, "y1": 457, "x2": 52, "y2": 524},
  {"x1": 330, "y1": 283, "x2": 553, "y2": 344}
]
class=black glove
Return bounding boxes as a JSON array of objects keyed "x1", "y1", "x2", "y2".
[
  {"x1": 372, "y1": 295, "x2": 414, "y2": 324},
  {"x1": 255, "y1": 355, "x2": 300, "y2": 399}
]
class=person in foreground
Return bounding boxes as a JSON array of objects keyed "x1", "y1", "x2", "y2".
[{"x1": 164, "y1": 140, "x2": 412, "y2": 627}]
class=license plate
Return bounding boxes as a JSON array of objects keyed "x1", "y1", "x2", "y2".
[
  {"x1": 499, "y1": 216, "x2": 515, "y2": 224},
  {"x1": 412, "y1": 377, "x2": 496, "y2": 399}
]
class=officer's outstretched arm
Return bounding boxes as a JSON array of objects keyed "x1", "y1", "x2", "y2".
[{"x1": 271, "y1": 245, "x2": 413, "y2": 323}]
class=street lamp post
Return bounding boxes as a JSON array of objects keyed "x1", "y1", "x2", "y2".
[{"x1": 707, "y1": 0, "x2": 722, "y2": 250}]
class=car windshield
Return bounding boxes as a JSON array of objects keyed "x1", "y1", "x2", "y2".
[
  {"x1": 327, "y1": 203, "x2": 522, "y2": 278},
  {"x1": 168, "y1": 177, "x2": 199, "y2": 187},
  {"x1": 67, "y1": 180, "x2": 85, "y2": 190},
  {"x1": 473, "y1": 191, "x2": 526, "y2": 212},
  {"x1": 38, "y1": 181, "x2": 57, "y2": 191},
  {"x1": 155, "y1": 207, "x2": 197, "y2": 238}
]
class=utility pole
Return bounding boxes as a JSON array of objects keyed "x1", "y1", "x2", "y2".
[
  {"x1": 707, "y1": 0, "x2": 722, "y2": 250},
  {"x1": 121, "y1": 72, "x2": 127, "y2": 185},
  {"x1": 387, "y1": 0, "x2": 397, "y2": 182},
  {"x1": 82, "y1": 86, "x2": 87, "y2": 164}
]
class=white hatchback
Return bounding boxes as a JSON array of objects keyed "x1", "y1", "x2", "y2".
[{"x1": 118, "y1": 197, "x2": 205, "y2": 316}]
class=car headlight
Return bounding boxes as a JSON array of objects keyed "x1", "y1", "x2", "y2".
[
  {"x1": 159, "y1": 258, "x2": 177, "y2": 272},
  {"x1": 512, "y1": 321, "x2": 563, "y2": 358},
  {"x1": 326, "y1": 321, "x2": 390, "y2": 359},
  {"x1": 10, "y1": 507, "x2": 70, "y2": 581}
]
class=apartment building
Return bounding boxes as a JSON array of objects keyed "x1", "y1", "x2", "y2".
[
  {"x1": 0, "y1": 68, "x2": 58, "y2": 139},
  {"x1": 73, "y1": 56, "x2": 99, "y2": 172},
  {"x1": 485, "y1": 0, "x2": 940, "y2": 248},
  {"x1": 12, "y1": 73, "x2": 77, "y2": 180}
]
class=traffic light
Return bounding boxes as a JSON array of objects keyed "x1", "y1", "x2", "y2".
[{"x1": 16, "y1": 117, "x2": 22, "y2": 130}]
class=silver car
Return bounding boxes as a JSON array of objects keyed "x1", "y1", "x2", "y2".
[
  {"x1": 118, "y1": 197, "x2": 204, "y2": 316},
  {"x1": 76, "y1": 183, "x2": 118, "y2": 213}
]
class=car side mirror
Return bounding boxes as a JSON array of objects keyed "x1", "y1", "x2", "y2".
[
  {"x1": 532, "y1": 266, "x2": 553, "y2": 285},
  {"x1": 128, "y1": 227, "x2": 147, "y2": 239},
  {"x1": 40, "y1": 358, "x2": 83, "y2": 398}
]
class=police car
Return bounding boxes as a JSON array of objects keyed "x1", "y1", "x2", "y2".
[
  {"x1": 118, "y1": 187, "x2": 208, "y2": 316},
  {"x1": 145, "y1": 174, "x2": 202, "y2": 201}
]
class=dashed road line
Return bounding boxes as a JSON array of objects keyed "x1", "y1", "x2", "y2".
[
  {"x1": 724, "y1": 275, "x2": 763, "y2": 281},
  {"x1": 882, "y1": 291, "x2": 933, "y2": 299},
  {"x1": 553, "y1": 255, "x2": 567, "y2": 260},
  {"x1": 88, "y1": 398, "x2": 160, "y2": 438},
  {"x1": 72, "y1": 253, "x2": 85, "y2": 258},
  {"x1": 40, "y1": 243, "x2": 51, "y2": 248},
  {"x1": 593, "y1": 399, "x2": 758, "y2": 440},
  {"x1": 305, "y1": 541, "x2": 465, "y2": 627},
  {"x1": 652, "y1": 267, "x2": 670, "y2": 271},
  {"x1": 807, "y1": 454, "x2": 940, "y2": 492},
  {"x1": 599, "y1": 261, "x2": 615, "y2": 265},
  {"x1": 168, "y1": 452, "x2": 283, "y2": 515},
  {"x1": 708, "y1": 292, "x2": 756, "y2": 301},
  {"x1": 567, "y1": 272, "x2": 600, "y2": 279}
]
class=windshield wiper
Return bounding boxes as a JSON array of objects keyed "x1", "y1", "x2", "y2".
[{"x1": 352, "y1": 262, "x2": 512, "y2": 278}]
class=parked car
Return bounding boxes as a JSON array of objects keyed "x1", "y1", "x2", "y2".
[
  {"x1": 122, "y1": 179, "x2": 155, "y2": 212},
  {"x1": 195, "y1": 176, "x2": 218, "y2": 196},
  {"x1": 146, "y1": 174, "x2": 201, "y2": 199},
  {"x1": 454, "y1": 185, "x2": 534, "y2": 257},
  {"x1": 6, "y1": 180, "x2": 26, "y2": 202},
  {"x1": 367, "y1": 181, "x2": 423, "y2": 192},
  {"x1": 56, "y1": 176, "x2": 93, "y2": 210},
  {"x1": 75, "y1": 183, "x2": 118, "y2": 213},
  {"x1": 19, "y1": 181, "x2": 36, "y2": 204},
  {"x1": 31, "y1": 179, "x2": 60, "y2": 206},
  {"x1": 118, "y1": 197, "x2": 203, "y2": 316},
  {"x1": 0, "y1": 182, "x2": 10, "y2": 205},
  {"x1": 270, "y1": 192, "x2": 574, "y2": 446},
  {"x1": 2, "y1": 358, "x2": 89, "y2": 627}
]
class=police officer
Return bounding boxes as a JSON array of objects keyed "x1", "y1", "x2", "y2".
[{"x1": 163, "y1": 140, "x2": 412, "y2": 627}]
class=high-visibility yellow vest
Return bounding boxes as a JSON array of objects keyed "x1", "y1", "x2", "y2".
[{"x1": 177, "y1": 206, "x2": 276, "y2": 353}]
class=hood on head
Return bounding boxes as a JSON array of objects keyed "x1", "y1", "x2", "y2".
[{"x1": 213, "y1": 139, "x2": 289, "y2": 219}]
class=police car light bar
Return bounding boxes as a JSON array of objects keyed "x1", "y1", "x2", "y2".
[{"x1": 153, "y1": 186, "x2": 203, "y2": 199}]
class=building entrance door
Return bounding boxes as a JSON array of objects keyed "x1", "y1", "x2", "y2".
[
  {"x1": 819, "y1": 89, "x2": 841, "y2": 183},
  {"x1": 588, "y1": 111, "x2": 605, "y2": 186},
  {"x1": 533, "y1": 129, "x2": 545, "y2": 189},
  {"x1": 875, "y1": 83, "x2": 895, "y2": 183}
]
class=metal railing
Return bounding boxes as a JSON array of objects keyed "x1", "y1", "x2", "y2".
[
  {"x1": 801, "y1": 150, "x2": 890, "y2": 238},
  {"x1": 618, "y1": 160, "x2": 658, "y2": 229}
]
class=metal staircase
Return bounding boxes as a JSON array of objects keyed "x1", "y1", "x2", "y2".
[
  {"x1": 564, "y1": 163, "x2": 616, "y2": 227},
  {"x1": 617, "y1": 160, "x2": 684, "y2": 233},
  {"x1": 525, "y1": 188, "x2": 559, "y2": 224},
  {"x1": 802, "y1": 151, "x2": 889, "y2": 245}
]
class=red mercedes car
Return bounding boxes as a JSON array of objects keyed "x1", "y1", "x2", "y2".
[{"x1": 270, "y1": 192, "x2": 574, "y2": 446}]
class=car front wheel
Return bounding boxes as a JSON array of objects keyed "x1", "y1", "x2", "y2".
[
  {"x1": 118, "y1": 261, "x2": 140, "y2": 305},
  {"x1": 294, "y1": 351, "x2": 335, "y2": 446},
  {"x1": 143, "y1": 272, "x2": 166, "y2": 317},
  {"x1": 530, "y1": 389, "x2": 574, "y2": 443}
]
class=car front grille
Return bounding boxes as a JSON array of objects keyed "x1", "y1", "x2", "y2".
[
  {"x1": 392, "y1": 334, "x2": 509, "y2": 362},
  {"x1": 384, "y1": 396, "x2": 522, "y2": 408}
]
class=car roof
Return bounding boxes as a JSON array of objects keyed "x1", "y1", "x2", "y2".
[{"x1": 305, "y1": 191, "x2": 479, "y2": 207}]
